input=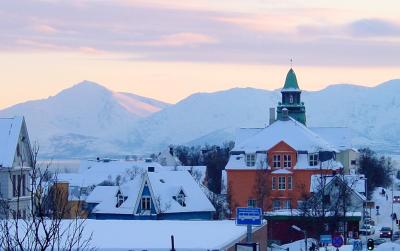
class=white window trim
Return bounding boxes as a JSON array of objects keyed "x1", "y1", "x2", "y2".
[
  {"x1": 309, "y1": 153, "x2": 319, "y2": 166},
  {"x1": 273, "y1": 155, "x2": 281, "y2": 168},
  {"x1": 272, "y1": 177, "x2": 277, "y2": 190},
  {"x1": 246, "y1": 153, "x2": 256, "y2": 167},
  {"x1": 288, "y1": 176, "x2": 293, "y2": 190},
  {"x1": 141, "y1": 196, "x2": 151, "y2": 211},
  {"x1": 283, "y1": 154, "x2": 292, "y2": 168},
  {"x1": 278, "y1": 176, "x2": 286, "y2": 190}
]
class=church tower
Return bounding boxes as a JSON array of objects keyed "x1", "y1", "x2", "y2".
[{"x1": 276, "y1": 68, "x2": 306, "y2": 125}]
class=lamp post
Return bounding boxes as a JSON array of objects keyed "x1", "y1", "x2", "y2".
[{"x1": 292, "y1": 225, "x2": 307, "y2": 251}]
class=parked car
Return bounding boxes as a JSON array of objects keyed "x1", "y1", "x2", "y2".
[
  {"x1": 380, "y1": 227, "x2": 393, "y2": 238},
  {"x1": 393, "y1": 231, "x2": 400, "y2": 241},
  {"x1": 374, "y1": 238, "x2": 386, "y2": 245},
  {"x1": 359, "y1": 224, "x2": 375, "y2": 235},
  {"x1": 393, "y1": 196, "x2": 400, "y2": 203},
  {"x1": 364, "y1": 218, "x2": 375, "y2": 226}
]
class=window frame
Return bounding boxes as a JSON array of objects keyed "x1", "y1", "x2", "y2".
[
  {"x1": 273, "y1": 155, "x2": 281, "y2": 168},
  {"x1": 141, "y1": 196, "x2": 151, "y2": 211},
  {"x1": 246, "y1": 153, "x2": 256, "y2": 167},
  {"x1": 309, "y1": 153, "x2": 319, "y2": 166},
  {"x1": 247, "y1": 199, "x2": 257, "y2": 208},
  {"x1": 288, "y1": 176, "x2": 293, "y2": 190},
  {"x1": 272, "y1": 177, "x2": 277, "y2": 190},
  {"x1": 283, "y1": 154, "x2": 292, "y2": 168},
  {"x1": 284, "y1": 200, "x2": 291, "y2": 209},
  {"x1": 272, "y1": 199, "x2": 280, "y2": 210},
  {"x1": 278, "y1": 176, "x2": 286, "y2": 190}
]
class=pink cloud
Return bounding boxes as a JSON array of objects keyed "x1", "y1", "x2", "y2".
[
  {"x1": 33, "y1": 24, "x2": 58, "y2": 34},
  {"x1": 79, "y1": 46, "x2": 107, "y2": 55},
  {"x1": 126, "y1": 32, "x2": 218, "y2": 47}
]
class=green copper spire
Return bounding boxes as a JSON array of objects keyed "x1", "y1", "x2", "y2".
[
  {"x1": 276, "y1": 68, "x2": 306, "y2": 125},
  {"x1": 282, "y1": 68, "x2": 300, "y2": 92}
]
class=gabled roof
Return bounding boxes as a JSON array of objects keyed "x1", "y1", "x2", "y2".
[
  {"x1": 0, "y1": 116, "x2": 24, "y2": 167},
  {"x1": 233, "y1": 117, "x2": 337, "y2": 153},
  {"x1": 88, "y1": 170, "x2": 215, "y2": 215}
]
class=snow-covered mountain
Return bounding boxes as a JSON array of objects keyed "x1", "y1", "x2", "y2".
[
  {"x1": 0, "y1": 81, "x2": 169, "y2": 157},
  {"x1": 1, "y1": 79, "x2": 399, "y2": 157},
  {"x1": 131, "y1": 79, "x2": 400, "y2": 154}
]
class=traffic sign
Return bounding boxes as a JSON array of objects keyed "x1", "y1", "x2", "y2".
[
  {"x1": 320, "y1": 235, "x2": 332, "y2": 244},
  {"x1": 236, "y1": 207, "x2": 262, "y2": 226},
  {"x1": 332, "y1": 235, "x2": 343, "y2": 248},
  {"x1": 353, "y1": 240, "x2": 362, "y2": 251}
]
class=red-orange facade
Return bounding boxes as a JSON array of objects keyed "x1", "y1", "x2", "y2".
[{"x1": 228, "y1": 141, "x2": 335, "y2": 217}]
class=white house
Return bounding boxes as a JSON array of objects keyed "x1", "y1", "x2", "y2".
[
  {"x1": 0, "y1": 117, "x2": 32, "y2": 219},
  {"x1": 86, "y1": 170, "x2": 215, "y2": 220}
]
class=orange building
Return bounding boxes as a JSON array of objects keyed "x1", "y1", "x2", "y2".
[{"x1": 226, "y1": 68, "x2": 343, "y2": 216}]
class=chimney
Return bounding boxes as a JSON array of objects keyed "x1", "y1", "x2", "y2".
[
  {"x1": 282, "y1": 108, "x2": 289, "y2": 120},
  {"x1": 269, "y1": 107, "x2": 276, "y2": 125}
]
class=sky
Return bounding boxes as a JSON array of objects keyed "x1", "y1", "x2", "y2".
[{"x1": 0, "y1": 0, "x2": 399, "y2": 108}]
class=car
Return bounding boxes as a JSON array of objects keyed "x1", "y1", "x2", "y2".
[
  {"x1": 393, "y1": 231, "x2": 400, "y2": 241},
  {"x1": 380, "y1": 227, "x2": 393, "y2": 238},
  {"x1": 374, "y1": 238, "x2": 386, "y2": 245},
  {"x1": 393, "y1": 196, "x2": 400, "y2": 203},
  {"x1": 360, "y1": 224, "x2": 375, "y2": 235}
]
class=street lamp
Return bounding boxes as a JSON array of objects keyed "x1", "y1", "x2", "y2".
[{"x1": 292, "y1": 225, "x2": 307, "y2": 251}]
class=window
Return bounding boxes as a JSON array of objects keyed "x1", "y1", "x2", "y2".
[
  {"x1": 289, "y1": 95, "x2": 293, "y2": 104},
  {"x1": 176, "y1": 191, "x2": 186, "y2": 207},
  {"x1": 246, "y1": 154, "x2": 256, "y2": 167},
  {"x1": 284, "y1": 200, "x2": 291, "y2": 209},
  {"x1": 272, "y1": 200, "x2": 280, "y2": 210},
  {"x1": 351, "y1": 160, "x2": 357, "y2": 165},
  {"x1": 278, "y1": 177, "x2": 286, "y2": 190},
  {"x1": 283, "y1": 154, "x2": 291, "y2": 168},
  {"x1": 309, "y1": 153, "x2": 319, "y2": 166},
  {"x1": 288, "y1": 176, "x2": 293, "y2": 190},
  {"x1": 272, "y1": 177, "x2": 277, "y2": 190},
  {"x1": 273, "y1": 155, "x2": 281, "y2": 168},
  {"x1": 117, "y1": 193, "x2": 125, "y2": 208},
  {"x1": 297, "y1": 200, "x2": 304, "y2": 209},
  {"x1": 12, "y1": 174, "x2": 26, "y2": 197},
  {"x1": 141, "y1": 196, "x2": 151, "y2": 211},
  {"x1": 247, "y1": 199, "x2": 256, "y2": 208}
]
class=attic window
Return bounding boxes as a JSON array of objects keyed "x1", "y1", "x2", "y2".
[
  {"x1": 245, "y1": 154, "x2": 256, "y2": 167},
  {"x1": 309, "y1": 153, "x2": 319, "y2": 166},
  {"x1": 160, "y1": 179, "x2": 165, "y2": 183},
  {"x1": 116, "y1": 192, "x2": 126, "y2": 208},
  {"x1": 174, "y1": 190, "x2": 186, "y2": 207}
]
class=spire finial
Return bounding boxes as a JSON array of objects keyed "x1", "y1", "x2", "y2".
[{"x1": 290, "y1": 58, "x2": 293, "y2": 68}]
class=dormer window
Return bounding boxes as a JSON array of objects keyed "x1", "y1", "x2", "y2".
[
  {"x1": 116, "y1": 191, "x2": 126, "y2": 208},
  {"x1": 283, "y1": 154, "x2": 292, "y2": 168},
  {"x1": 309, "y1": 153, "x2": 319, "y2": 166},
  {"x1": 246, "y1": 154, "x2": 256, "y2": 167},
  {"x1": 273, "y1": 155, "x2": 281, "y2": 168},
  {"x1": 174, "y1": 190, "x2": 186, "y2": 207},
  {"x1": 141, "y1": 196, "x2": 151, "y2": 211}
]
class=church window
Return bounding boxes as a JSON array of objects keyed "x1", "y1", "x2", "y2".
[
  {"x1": 246, "y1": 154, "x2": 256, "y2": 167},
  {"x1": 278, "y1": 176, "x2": 286, "y2": 190},
  {"x1": 273, "y1": 155, "x2": 281, "y2": 168},
  {"x1": 289, "y1": 95, "x2": 294, "y2": 104},
  {"x1": 283, "y1": 154, "x2": 291, "y2": 168},
  {"x1": 309, "y1": 153, "x2": 319, "y2": 166}
]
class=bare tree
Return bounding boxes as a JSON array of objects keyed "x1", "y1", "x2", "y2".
[
  {"x1": 252, "y1": 161, "x2": 269, "y2": 212},
  {"x1": 0, "y1": 144, "x2": 93, "y2": 251}
]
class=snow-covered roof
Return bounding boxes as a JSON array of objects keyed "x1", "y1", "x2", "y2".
[
  {"x1": 147, "y1": 171, "x2": 215, "y2": 214},
  {"x1": 310, "y1": 127, "x2": 354, "y2": 151},
  {"x1": 0, "y1": 116, "x2": 24, "y2": 167},
  {"x1": 233, "y1": 117, "x2": 337, "y2": 153},
  {"x1": 80, "y1": 219, "x2": 261, "y2": 250},
  {"x1": 310, "y1": 174, "x2": 366, "y2": 200},
  {"x1": 89, "y1": 170, "x2": 215, "y2": 215},
  {"x1": 58, "y1": 158, "x2": 206, "y2": 188},
  {"x1": 234, "y1": 128, "x2": 263, "y2": 146}
]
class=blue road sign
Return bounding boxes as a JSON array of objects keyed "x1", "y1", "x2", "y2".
[
  {"x1": 320, "y1": 235, "x2": 332, "y2": 244},
  {"x1": 332, "y1": 235, "x2": 343, "y2": 248},
  {"x1": 236, "y1": 207, "x2": 262, "y2": 226},
  {"x1": 353, "y1": 240, "x2": 362, "y2": 251}
]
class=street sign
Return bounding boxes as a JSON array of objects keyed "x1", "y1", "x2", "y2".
[
  {"x1": 353, "y1": 240, "x2": 363, "y2": 251},
  {"x1": 320, "y1": 235, "x2": 332, "y2": 244},
  {"x1": 332, "y1": 235, "x2": 344, "y2": 248},
  {"x1": 236, "y1": 207, "x2": 262, "y2": 226}
]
